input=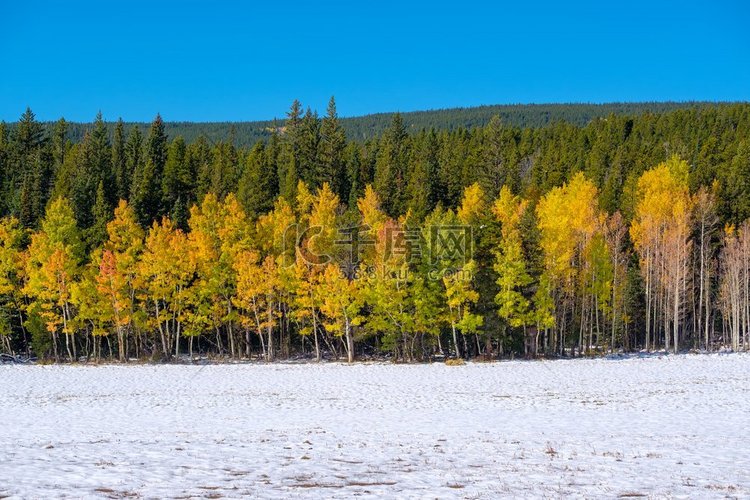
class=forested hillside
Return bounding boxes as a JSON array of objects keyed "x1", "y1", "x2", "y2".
[
  {"x1": 23, "y1": 101, "x2": 722, "y2": 147},
  {"x1": 1, "y1": 99, "x2": 749, "y2": 361}
]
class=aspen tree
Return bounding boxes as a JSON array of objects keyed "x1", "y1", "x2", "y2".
[{"x1": 23, "y1": 198, "x2": 83, "y2": 361}]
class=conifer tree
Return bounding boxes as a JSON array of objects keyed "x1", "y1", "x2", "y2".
[
  {"x1": 319, "y1": 96, "x2": 347, "y2": 198},
  {"x1": 724, "y1": 140, "x2": 750, "y2": 225},
  {"x1": 112, "y1": 118, "x2": 127, "y2": 201},
  {"x1": 89, "y1": 180, "x2": 112, "y2": 247},
  {"x1": 374, "y1": 113, "x2": 409, "y2": 217},
  {"x1": 278, "y1": 100, "x2": 303, "y2": 203},
  {"x1": 124, "y1": 125, "x2": 143, "y2": 202},
  {"x1": 131, "y1": 114, "x2": 167, "y2": 225},
  {"x1": 237, "y1": 141, "x2": 277, "y2": 218},
  {"x1": 161, "y1": 136, "x2": 192, "y2": 215}
]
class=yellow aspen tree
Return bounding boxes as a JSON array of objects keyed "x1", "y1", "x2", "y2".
[
  {"x1": 255, "y1": 196, "x2": 298, "y2": 359},
  {"x1": 493, "y1": 186, "x2": 532, "y2": 329},
  {"x1": 443, "y1": 260, "x2": 483, "y2": 358},
  {"x1": 357, "y1": 186, "x2": 410, "y2": 356},
  {"x1": 318, "y1": 263, "x2": 364, "y2": 363},
  {"x1": 83, "y1": 200, "x2": 145, "y2": 361},
  {"x1": 631, "y1": 156, "x2": 693, "y2": 352},
  {"x1": 0, "y1": 216, "x2": 25, "y2": 354},
  {"x1": 187, "y1": 193, "x2": 251, "y2": 358},
  {"x1": 536, "y1": 172, "x2": 603, "y2": 354},
  {"x1": 293, "y1": 182, "x2": 340, "y2": 361},
  {"x1": 23, "y1": 198, "x2": 84, "y2": 361},
  {"x1": 361, "y1": 216, "x2": 415, "y2": 360},
  {"x1": 70, "y1": 253, "x2": 109, "y2": 360},
  {"x1": 137, "y1": 217, "x2": 193, "y2": 358},
  {"x1": 234, "y1": 252, "x2": 281, "y2": 361}
]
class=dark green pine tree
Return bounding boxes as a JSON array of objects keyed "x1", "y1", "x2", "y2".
[
  {"x1": 13, "y1": 107, "x2": 46, "y2": 159},
  {"x1": 124, "y1": 125, "x2": 143, "y2": 202},
  {"x1": 51, "y1": 118, "x2": 68, "y2": 176},
  {"x1": 190, "y1": 136, "x2": 214, "y2": 199},
  {"x1": 724, "y1": 140, "x2": 750, "y2": 225},
  {"x1": 374, "y1": 113, "x2": 409, "y2": 217},
  {"x1": 170, "y1": 195, "x2": 189, "y2": 232},
  {"x1": 19, "y1": 173, "x2": 35, "y2": 228},
  {"x1": 278, "y1": 102, "x2": 303, "y2": 202},
  {"x1": 70, "y1": 132, "x2": 94, "y2": 228},
  {"x1": 298, "y1": 107, "x2": 320, "y2": 187},
  {"x1": 131, "y1": 114, "x2": 167, "y2": 225},
  {"x1": 89, "y1": 112, "x2": 114, "y2": 200},
  {"x1": 70, "y1": 112, "x2": 112, "y2": 229},
  {"x1": 147, "y1": 114, "x2": 168, "y2": 174},
  {"x1": 9, "y1": 108, "x2": 46, "y2": 218},
  {"x1": 282, "y1": 157, "x2": 299, "y2": 203},
  {"x1": 88, "y1": 180, "x2": 111, "y2": 247},
  {"x1": 406, "y1": 130, "x2": 439, "y2": 221},
  {"x1": 237, "y1": 141, "x2": 278, "y2": 218},
  {"x1": 319, "y1": 96, "x2": 347, "y2": 198},
  {"x1": 480, "y1": 115, "x2": 520, "y2": 198},
  {"x1": 361, "y1": 140, "x2": 377, "y2": 187},
  {"x1": 210, "y1": 140, "x2": 240, "y2": 200},
  {"x1": 112, "y1": 118, "x2": 128, "y2": 201},
  {"x1": 345, "y1": 142, "x2": 362, "y2": 208},
  {"x1": 162, "y1": 136, "x2": 193, "y2": 214},
  {"x1": 31, "y1": 151, "x2": 52, "y2": 226},
  {"x1": 0, "y1": 123, "x2": 8, "y2": 216}
]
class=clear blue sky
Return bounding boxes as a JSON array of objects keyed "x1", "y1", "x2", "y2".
[{"x1": 1, "y1": 0, "x2": 748, "y2": 122}]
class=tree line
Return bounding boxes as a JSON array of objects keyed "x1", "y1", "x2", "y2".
[
  {"x1": 12, "y1": 101, "x2": 717, "y2": 148},
  {"x1": 0, "y1": 100, "x2": 749, "y2": 361}
]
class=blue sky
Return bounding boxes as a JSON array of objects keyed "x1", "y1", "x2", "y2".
[{"x1": 1, "y1": 0, "x2": 748, "y2": 122}]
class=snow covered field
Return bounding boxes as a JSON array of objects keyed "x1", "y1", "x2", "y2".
[{"x1": 1, "y1": 354, "x2": 749, "y2": 498}]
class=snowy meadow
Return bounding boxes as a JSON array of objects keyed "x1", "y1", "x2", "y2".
[{"x1": 1, "y1": 354, "x2": 749, "y2": 498}]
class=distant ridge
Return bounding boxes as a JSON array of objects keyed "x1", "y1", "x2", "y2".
[{"x1": 28, "y1": 101, "x2": 742, "y2": 147}]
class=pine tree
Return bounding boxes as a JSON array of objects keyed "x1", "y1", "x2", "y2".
[
  {"x1": 89, "y1": 180, "x2": 112, "y2": 247},
  {"x1": 70, "y1": 113, "x2": 113, "y2": 231},
  {"x1": 10, "y1": 108, "x2": 48, "y2": 225},
  {"x1": 112, "y1": 118, "x2": 127, "y2": 201},
  {"x1": 52, "y1": 118, "x2": 68, "y2": 176},
  {"x1": 90, "y1": 112, "x2": 114, "y2": 201},
  {"x1": 237, "y1": 141, "x2": 277, "y2": 218},
  {"x1": 345, "y1": 143, "x2": 363, "y2": 208},
  {"x1": 481, "y1": 115, "x2": 520, "y2": 197},
  {"x1": 374, "y1": 113, "x2": 409, "y2": 217},
  {"x1": 209, "y1": 140, "x2": 239, "y2": 200},
  {"x1": 319, "y1": 96, "x2": 347, "y2": 198},
  {"x1": 0, "y1": 123, "x2": 9, "y2": 216},
  {"x1": 724, "y1": 140, "x2": 750, "y2": 225},
  {"x1": 124, "y1": 125, "x2": 143, "y2": 202},
  {"x1": 278, "y1": 101, "x2": 303, "y2": 203},
  {"x1": 406, "y1": 130, "x2": 439, "y2": 221},
  {"x1": 298, "y1": 107, "x2": 320, "y2": 186},
  {"x1": 161, "y1": 136, "x2": 191, "y2": 215},
  {"x1": 131, "y1": 114, "x2": 167, "y2": 225}
]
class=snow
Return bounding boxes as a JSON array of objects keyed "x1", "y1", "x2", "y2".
[{"x1": 1, "y1": 354, "x2": 749, "y2": 498}]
